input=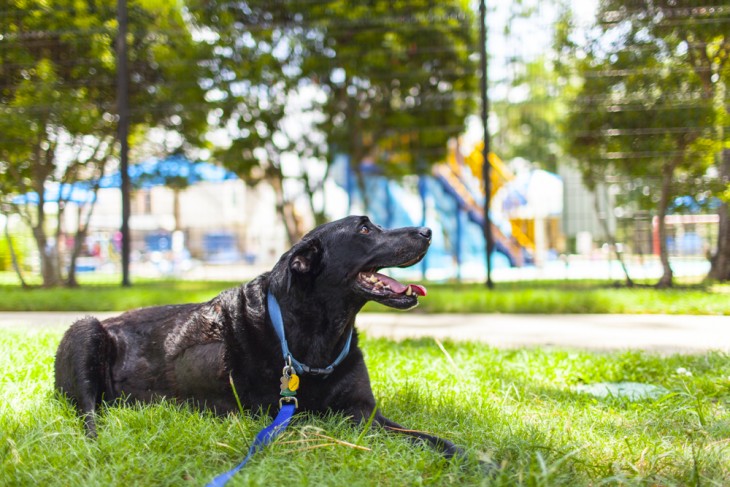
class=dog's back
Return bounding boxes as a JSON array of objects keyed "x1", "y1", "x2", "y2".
[{"x1": 54, "y1": 301, "x2": 227, "y2": 435}]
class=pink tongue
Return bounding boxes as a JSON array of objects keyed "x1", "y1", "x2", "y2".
[
  {"x1": 374, "y1": 273, "x2": 407, "y2": 293},
  {"x1": 410, "y1": 284, "x2": 428, "y2": 296},
  {"x1": 374, "y1": 273, "x2": 427, "y2": 296}
]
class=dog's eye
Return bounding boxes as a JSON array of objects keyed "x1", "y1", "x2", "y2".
[{"x1": 359, "y1": 225, "x2": 370, "y2": 235}]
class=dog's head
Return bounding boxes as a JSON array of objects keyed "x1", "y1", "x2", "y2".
[{"x1": 274, "y1": 215, "x2": 431, "y2": 310}]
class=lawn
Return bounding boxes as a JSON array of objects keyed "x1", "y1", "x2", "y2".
[
  {"x1": 0, "y1": 277, "x2": 728, "y2": 315},
  {"x1": 2, "y1": 329, "x2": 729, "y2": 486}
]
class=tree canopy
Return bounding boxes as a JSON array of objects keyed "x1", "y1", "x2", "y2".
[
  {"x1": 187, "y1": 0, "x2": 478, "y2": 238},
  {"x1": 560, "y1": 0, "x2": 727, "y2": 286},
  {"x1": 0, "y1": 0, "x2": 210, "y2": 286}
]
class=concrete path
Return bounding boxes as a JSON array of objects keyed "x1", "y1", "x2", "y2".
[
  {"x1": 1, "y1": 311, "x2": 728, "y2": 354},
  {"x1": 357, "y1": 313, "x2": 730, "y2": 354}
]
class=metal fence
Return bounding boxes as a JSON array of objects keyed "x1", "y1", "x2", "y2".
[{"x1": 1, "y1": 1, "x2": 726, "y2": 285}]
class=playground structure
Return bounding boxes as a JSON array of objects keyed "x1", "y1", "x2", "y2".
[
  {"x1": 441, "y1": 141, "x2": 565, "y2": 267},
  {"x1": 434, "y1": 142, "x2": 528, "y2": 267},
  {"x1": 332, "y1": 141, "x2": 564, "y2": 281}
]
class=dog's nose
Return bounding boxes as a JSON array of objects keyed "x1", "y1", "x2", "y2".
[{"x1": 418, "y1": 227, "x2": 432, "y2": 241}]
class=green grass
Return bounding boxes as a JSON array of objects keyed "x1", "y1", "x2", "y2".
[
  {"x1": 2, "y1": 329, "x2": 729, "y2": 485},
  {"x1": 0, "y1": 277, "x2": 728, "y2": 314},
  {"x1": 396, "y1": 280, "x2": 730, "y2": 315},
  {"x1": 0, "y1": 279, "x2": 229, "y2": 312}
]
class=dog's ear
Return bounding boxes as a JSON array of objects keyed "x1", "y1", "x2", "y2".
[
  {"x1": 291, "y1": 254, "x2": 310, "y2": 273},
  {"x1": 289, "y1": 238, "x2": 321, "y2": 275}
]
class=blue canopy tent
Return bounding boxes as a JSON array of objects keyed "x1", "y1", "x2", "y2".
[
  {"x1": 12, "y1": 156, "x2": 238, "y2": 205},
  {"x1": 12, "y1": 182, "x2": 97, "y2": 206},
  {"x1": 99, "y1": 155, "x2": 238, "y2": 189},
  {"x1": 101, "y1": 156, "x2": 241, "y2": 260},
  {"x1": 7, "y1": 156, "x2": 241, "y2": 275}
]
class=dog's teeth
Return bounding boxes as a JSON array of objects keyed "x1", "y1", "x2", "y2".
[
  {"x1": 406, "y1": 286, "x2": 413, "y2": 296},
  {"x1": 369, "y1": 276, "x2": 379, "y2": 283}
]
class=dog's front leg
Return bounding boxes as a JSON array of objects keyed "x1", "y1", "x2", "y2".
[
  {"x1": 372, "y1": 412, "x2": 466, "y2": 460},
  {"x1": 343, "y1": 402, "x2": 465, "y2": 460},
  {"x1": 330, "y1": 356, "x2": 466, "y2": 460}
]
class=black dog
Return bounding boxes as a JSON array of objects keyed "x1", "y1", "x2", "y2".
[{"x1": 55, "y1": 215, "x2": 462, "y2": 458}]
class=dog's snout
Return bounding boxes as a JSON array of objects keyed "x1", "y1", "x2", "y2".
[{"x1": 418, "y1": 227, "x2": 432, "y2": 241}]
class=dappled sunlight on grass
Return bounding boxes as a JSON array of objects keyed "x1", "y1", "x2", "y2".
[{"x1": 2, "y1": 331, "x2": 729, "y2": 485}]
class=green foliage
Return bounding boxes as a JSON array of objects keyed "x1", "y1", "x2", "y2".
[
  {"x1": 563, "y1": 19, "x2": 718, "y2": 185},
  {"x1": 181, "y1": 0, "x2": 478, "y2": 237},
  {"x1": 492, "y1": 56, "x2": 566, "y2": 172},
  {"x1": 0, "y1": 234, "x2": 27, "y2": 272},
  {"x1": 2, "y1": 330, "x2": 730, "y2": 485},
  {"x1": 302, "y1": 0, "x2": 478, "y2": 174},
  {"x1": 0, "y1": 0, "x2": 210, "y2": 170},
  {"x1": 559, "y1": 0, "x2": 728, "y2": 189},
  {"x1": 187, "y1": 0, "x2": 478, "y2": 178}
]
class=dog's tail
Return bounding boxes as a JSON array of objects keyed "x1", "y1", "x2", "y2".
[{"x1": 55, "y1": 316, "x2": 113, "y2": 437}]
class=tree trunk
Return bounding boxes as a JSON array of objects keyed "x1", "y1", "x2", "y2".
[
  {"x1": 3, "y1": 217, "x2": 28, "y2": 288},
  {"x1": 34, "y1": 226, "x2": 61, "y2": 287},
  {"x1": 593, "y1": 187, "x2": 633, "y2": 287},
  {"x1": 18, "y1": 193, "x2": 62, "y2": 287},
  {"x1": 27, "y1": 144, "x2": 63, "y2": 287},
  {"x1": 301, "y1": 162, "x2": 329, "y2": 227},
  {"x1": 709, "y1": 149, "x2": 730, "y2": 281},
  {"x1": 348, "y1": 92, "x2": 370, "y2": 213},
  {"x1": 54, "y1": 200, "x2": 69, "y2": 284},
  {"x1": 656, "y1": 157, "x2": 680, "y2": 288},
  {"x1": 352, "y1": 161, "x2": 370, "y2": 214},
  {"x1": 29, "y1": 192, "x2": 62, "y2": 287},
  {"x1": 65, "y1": 228, "x2": 85, "y2": 287},
  {"x1": 266, "y1": 166, "x2": 304, "y2": 246},
  {"x1": 66, "y1": 202, "x2": 94, "y2": 288},
  {"x1": 66, "y1": 149, "x2": 110, "y2": 286}
]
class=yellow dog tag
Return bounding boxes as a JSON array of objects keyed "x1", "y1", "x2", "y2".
[{"x1": 288, "y1": 374, "x2": 300, "y2": 392}]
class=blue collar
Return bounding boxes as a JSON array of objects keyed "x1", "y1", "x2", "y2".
[{"x1": 266, "y1": 291, "x2": 353, "y2": 377}]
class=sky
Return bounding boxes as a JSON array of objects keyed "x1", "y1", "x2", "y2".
[
  {"x1": 486, "y1": 0, "x2": 598, "y2": 98},
  {"x1": 463, "y1": 0, "x2": 598, "y2": 150}
]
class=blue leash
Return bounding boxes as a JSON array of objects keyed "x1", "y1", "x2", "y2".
[
  {"x1": 207, "y1": 403, "x2": 297, "y2": 487},
  {"x1": 207, "y1": 291, "x2": 354, "y2": 486}
]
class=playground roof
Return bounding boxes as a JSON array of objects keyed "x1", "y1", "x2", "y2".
[
  {"x1": 12, "y1": 182, "x2": 96, "y2": 205},
  {"x1": 99, "y1": 155, "x2": 238, "y2": 189},
  {"x1": 11, "y1": 156, "x2": 238, "y2": 205}
]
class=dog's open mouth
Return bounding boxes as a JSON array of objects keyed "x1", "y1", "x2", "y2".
[
  {"x1": 355, "y1": 266, "x2": 427, "y2": 310},
  {"x1": 351, "y1": 233, "x2": 431, "y2": 309},
  {"x1": 357, "y1": 271, "x2": 427, "y2": 297}
]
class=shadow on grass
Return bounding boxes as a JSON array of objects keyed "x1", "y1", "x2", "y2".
[{"x1": 4, "y1": 330, "x2": 730, "y2": 485}]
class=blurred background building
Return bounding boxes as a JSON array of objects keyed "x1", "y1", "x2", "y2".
[{"x1": 1, "y1": 0, "x2": 726, "y2": 286}]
